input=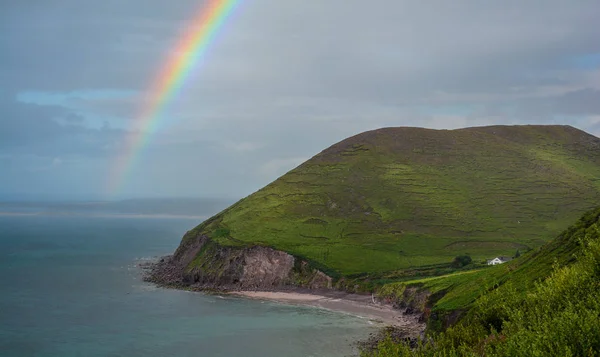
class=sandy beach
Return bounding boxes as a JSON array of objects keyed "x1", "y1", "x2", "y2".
[{"x1": 230, "y1": 290, "x2": 425, "y2": 334}]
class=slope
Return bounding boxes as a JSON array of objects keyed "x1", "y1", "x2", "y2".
[
  {"x1": 378, "y1": 205, "x2": 599, "y2": 326},
  {"x1": 366, "y1": 206, "x2": 600, "y2": 356},
  {"x1": 188, "y1": 125, "x2": 600, "y2": 275}
]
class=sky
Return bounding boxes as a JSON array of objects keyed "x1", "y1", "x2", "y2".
[{"x1": 1, "y1": 0, "x2": 600, "y2": 201}]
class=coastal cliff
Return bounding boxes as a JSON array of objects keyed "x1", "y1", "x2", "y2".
[
  {"x1": 146, "y1": 231, "x2": 333, "y2": 291},
  {"x1": 145, "y1": 230, "x2": 429, "y2": 339}
]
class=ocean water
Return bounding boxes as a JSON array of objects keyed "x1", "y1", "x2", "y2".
[{"x1": 0, "y1": 214, "x2": 375, "y2": 357}]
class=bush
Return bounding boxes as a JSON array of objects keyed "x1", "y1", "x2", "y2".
[{"x1": 451, "y1": 255, "x2": 472, "y2": 268}]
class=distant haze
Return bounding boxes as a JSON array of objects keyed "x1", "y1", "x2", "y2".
[
  {"x1": 1, "y1": 1, "x2": 600, "y2": 200},
  {"x1": 0, "y1": 198, "x2": 235, "y2": 218}
]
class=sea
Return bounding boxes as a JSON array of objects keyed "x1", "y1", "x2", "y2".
[{"x1": 0, "y1": 201, "x2": 376, "y2": 357}]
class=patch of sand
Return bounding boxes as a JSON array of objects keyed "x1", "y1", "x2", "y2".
[{"x1": 231, "y1": 290, "x2": 424, "y2": 335}]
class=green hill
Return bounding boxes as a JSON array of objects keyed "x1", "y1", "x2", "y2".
[
  {"x1": 366, "y1": 206, "x2": 600, "y2": 356},
  {"x1": 188, "y1": 125, "x2": 600, "y2": 276},
  {"x1": 377, "y1": 204, "x2": 599, "y2": 327}
]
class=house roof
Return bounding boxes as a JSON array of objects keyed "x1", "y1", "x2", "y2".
[{"x1": 487, "y1": 256, "x2": 513, "y2": 262}]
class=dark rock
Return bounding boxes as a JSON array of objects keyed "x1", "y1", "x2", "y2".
[{"x1": 144, "y1": 232, "x2": 334, "y2": 292}]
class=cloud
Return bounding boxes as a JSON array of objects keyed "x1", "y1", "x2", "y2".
[
  {"x1": 258, "y1": 157, "x2": 309, "y2": 179},
  {"x1": 550, "y1": 89, "x2": 600, "y2": 115},
  {"x1": 2, "y1": 0, "x2": 600, "y2": 199},
  {"x1": 0, "y1": 92, "x2": 127, "y2": 158},
  {"x1": 221, "y1": 141, "x2": 265, "y2": 153},
  {"x1": 25, "y1": 156, "x2": 63, "y2": 173},
  {"x1": 64, "y1": 113, "x2": 85, "y2": 124}
]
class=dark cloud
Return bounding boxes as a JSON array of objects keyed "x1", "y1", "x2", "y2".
[
  {"x1": 551, "y1": 89, "x2": 600, "y2": 116},
  {"x1": 0, "y1": 93, "x2": 126, "y2": 158},
  {"x1": 490, "y1": 88, "x2": 600, "y2": 122},
  {"x1": 0, "y1": 0, "x2": 196, "y2": 91},
  {"x1": 64, "y1": 113, "x2": 85, "y2": 124},
  {"x1": 1, "y1": 0, "x2": 600, "y2": 199}
]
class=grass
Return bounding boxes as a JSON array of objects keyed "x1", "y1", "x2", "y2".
[
  {"x1": 363, "y1": 206, "x2": 600, "y2": 356},
  {"x1": 187, "y1": 125, "x2": 600, "y2": 277},
  {"x1": 377, "y1": 203, "x2": 590, "y2": 319}
]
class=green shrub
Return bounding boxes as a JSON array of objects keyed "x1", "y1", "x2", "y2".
[{"x1": 451, "y1": 255, "x2": 473, "y2": 268}]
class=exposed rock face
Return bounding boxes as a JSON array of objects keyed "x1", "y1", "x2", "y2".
[
  {"x1": 308, "y1": 270, "x2": 333, "y2": 289},
  {"x1": 146, "y1": 231, "x2": 332, "y2": 291},
  {"x1": 241, "y1": 247, "x2": 295, "y2": 288}
]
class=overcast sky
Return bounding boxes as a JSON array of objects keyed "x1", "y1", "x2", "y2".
[{"x1": 1, "y1": 0, "x2": 600, "y2": 200}]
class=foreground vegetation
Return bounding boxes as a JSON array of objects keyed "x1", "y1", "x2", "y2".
[
  {"x1": 189, "y1": 125, "x2": 600, "y2": 276},
  {"x1": 364, "y1": 207, "x2": 600, "y2": 356}
]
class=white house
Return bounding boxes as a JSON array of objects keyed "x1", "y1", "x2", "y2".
[{"x1": 487, "y1": 256, "x2": 512, "y2": 265}]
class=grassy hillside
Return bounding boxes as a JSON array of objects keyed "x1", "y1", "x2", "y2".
[
  {"x1": 365, "y1": 206, "x2": 600, "y2": 356},
  {"x1": 189, "y1": 125, "x2": 600, "y2": 275},
  {"x1": 377, "y1": 203, "x2": 595, "y2": 327}
]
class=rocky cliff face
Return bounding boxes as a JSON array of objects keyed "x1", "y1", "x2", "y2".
[{"x1": 146, "y1": 231, "x2": 333, "y2": 291}]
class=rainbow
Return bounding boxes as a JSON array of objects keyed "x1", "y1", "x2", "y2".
[{"x1": 107, "y1": 0, "x2": 241, "y2": 196}]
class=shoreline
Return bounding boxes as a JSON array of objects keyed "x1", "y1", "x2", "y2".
[
  {"x1": 140, "y1": 256, "x2": 426, "y2": 350},
  {"x1": 141, "y1": 255, "x2": 425, "y2": 339},
  {"x1": 228, "y1": 290, "x2": 425, "y2": 334}
]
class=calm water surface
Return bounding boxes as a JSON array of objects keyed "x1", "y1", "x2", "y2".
[{"x1": 0, "y1": 215, "x2": 375, "y2": 357}]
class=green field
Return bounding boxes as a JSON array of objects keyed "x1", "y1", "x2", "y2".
[
  {"x1": 187, "y1": 125, "x2": 600, "y2": 276},
  {"x1": 378, "y1": 204, "x2": 588, "y2": 315},
  {"x1": 365, "y1": 206, "x2": 600, "y2": 356}
]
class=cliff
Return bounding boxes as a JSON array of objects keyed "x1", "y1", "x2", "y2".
[{"x1": 146, "y1": 231, "x2": 333, "y2": 291}]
